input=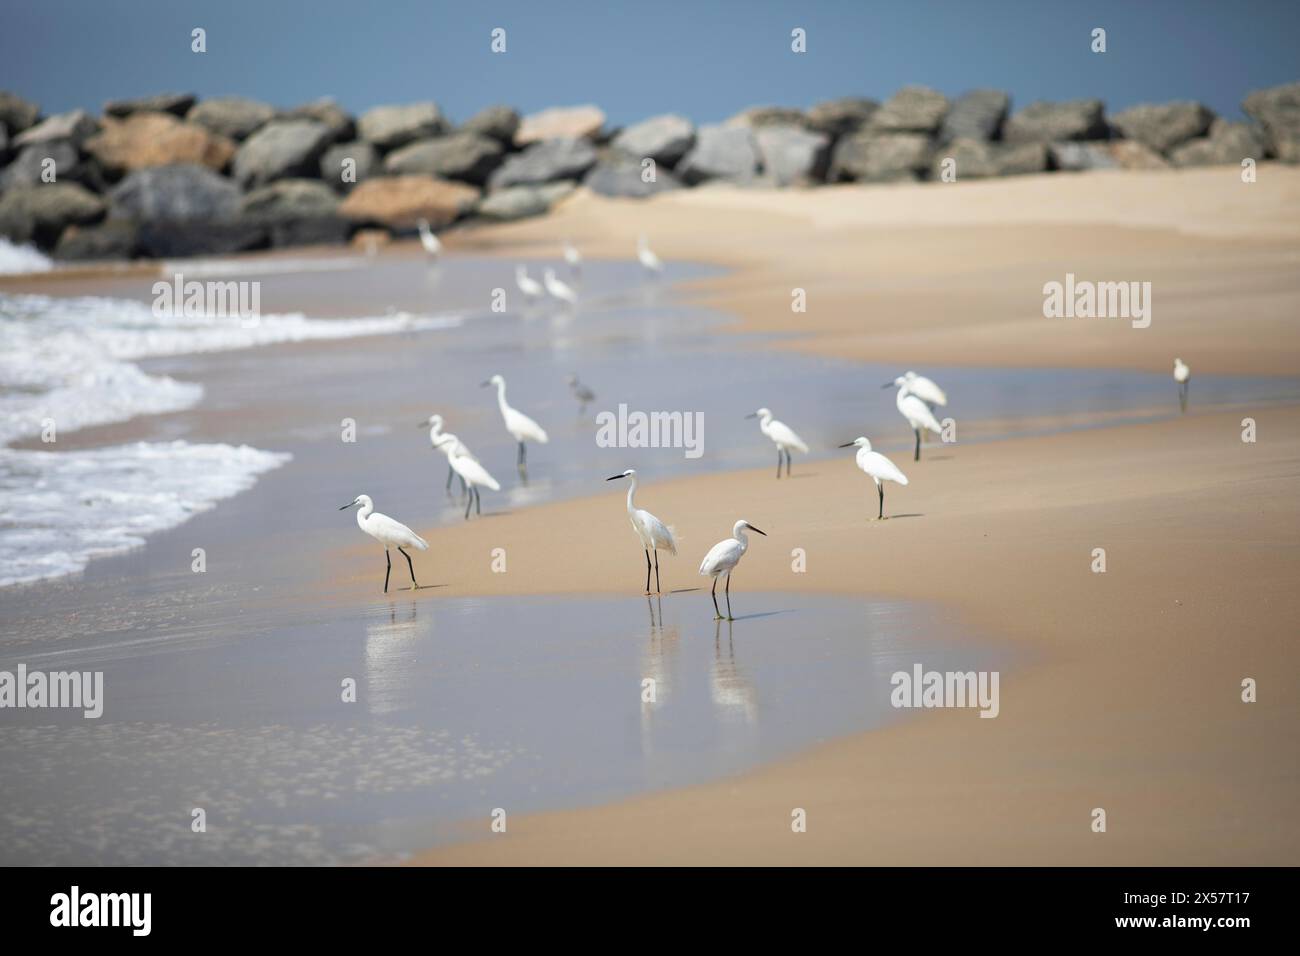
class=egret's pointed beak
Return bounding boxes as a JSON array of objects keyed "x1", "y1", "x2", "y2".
[
  {"x1": 338, "y1": 502, "x2": 356, "y2": 510},
  {"x1": 605, "y1": 474, "x2": 626, "y2": 481},
  {"x1": 838, "y1": 442, "x2": 856, "y2": 448},
  {"x1": 881, "y1": 382, "x2": 894, "y2": 389},
  {"x1": 416, "y1": 421, "x2": 429, "y2": 428},
  {"x1": 479, "y1": 380, "x2": 491, "y2": 388},
  {"x1": 744, "y1": 413, "x2": 757, "y2": 419},
  {"x1": 749, "y1": 526, "x2": 767, "y2": 536}
]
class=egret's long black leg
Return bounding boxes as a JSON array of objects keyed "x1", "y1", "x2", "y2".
[
  {"x1": 644, "y1": 548, "x2": 652, "y2": 593},
  {"x1": 878, "y1": 483, "x2": 885, "y2": 520},
  {"x1": 464, "y1": 487, "x2": 473, "y2": 520},
  {"x1": 399, "y1": 547, "x2": 418, "y2": 588},
  {"x1": 914, "y1": 428, "x2": 921, "y2": 462},
  {"x1": 725, "y1": 571, "x2": 733, "y2": 621},
  {"x1": 383, "y1": 549, "x2": 392, "y2": 593},
  {"x1": 776, "y1": 450, "x2": 782, "y2": 479},
  {"x1": 475, "y1": 486, "x2": 481, "y2": 515},
  {"x1": 653, "y1": 549, "x2": 661, "y2": 594},
  {"x1": 711, "y1": 577, "x2": 722, "y2": 619},
  {"x1": 786, "y1": 448, "x2": 792, "y2": 477},
  {"x1": 445, "y1": 464, "x2": 454, "y2": 491},
  {"x1": 517, "y1": 441, "x2": 526, "y2": 469}
]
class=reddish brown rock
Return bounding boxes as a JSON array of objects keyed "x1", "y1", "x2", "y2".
[
  {"x1": 83, "y1": 112, "x2": 236, "y2": 176},
  {"x1": 338, "y1": 175, "x2": 479, "y2": 229}
]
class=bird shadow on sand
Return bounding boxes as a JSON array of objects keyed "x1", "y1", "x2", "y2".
[
  {"x1": 667, "y1": 587, "x2": 702, "y2": 594},
  {"x1": 727, "y1": 609, "x2": 794, "y2": 622},
  {"x1": 399, "y1": 583, "x2": 447, "y2": 592},
  {"x1": 879, "y1": 513, "x2": 925, "y2": 520}
]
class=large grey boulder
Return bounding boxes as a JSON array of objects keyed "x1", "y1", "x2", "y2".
[
  {"x1": 187, "y1": 96, "x2": 276, "y2": 140},
  {"x1": 612, "y1": 114, "x2": 696, "y2": 165},
  {"x1": 461, "y1": 105, "x2": 520, "y2": 144},
  {"x1": 1242, "y1": 81, "x2": 1300, "y2": 161},
  {"x1": 754, "y1": 125, "x2": 831, "y2": 185},
  {"x1": 1169, "y1": 120, "x2": 1265, "y2": 167},
  {"x1": 287, "y1": 98, "x2": 354, "y2": 142},
  {"x1": 240, "y1": 178, "x2": 347, "y2": 247},
  {"x1": 583, "y1": 153, "x2": 683, "y2": 197},
  {"x1": 13, "y1": 109, "x2": 98, "y2": 149},
  {"x1": 1003, "y1": 100, "x2": 1107, "y2": 142},
  {"x1": 136, "y1": 220, "x2": 267, "y2": 258},
  {"x1": 0, "y1": 123, "x2": 8, "y2": 163},
  {"x1": 488, "y1": 137, "x2": 598, "y2": 189},
  {"x1": 829, "y1": 132, "x2": 933, "y2": 182},
  {"x1": 934, "y1": 139, "x2": 1047, "y2": 179},
  {"x1": 0, "y1": 183, "x2": 106, "y2": 246},
  {"x1": 383, "y1": 132, "x2": 504, "y2": 184},
  {"x1": 1111, "y1": 101, "x2": 1214, "y2": 154},
  {"x1": 54, "y1": 220, "x2": 140, "y2": 260},
  {"x1": 104, "y1": 92, "x2": 196, "y2": 118},
  {"x1": 870, "y1": 86, "x2": 949, "y2": 134},
  {"x1": 109, "y1": 164, "x2": 242, "y2": 223},
  {"x1": 726, "y1": 106, "x2": 808, "y2": 129},
  {"x1": 1, "y1": 142, "x2": 82, "y2": 190},
  {"x1": 476, "y1": 182, "x2": 575, "y2": 221},
  {"x1": 940, "y1": 89, "x2": 1009, "y2": 143},
  {"x1": 675, "y1": 125, "x2": 760, "y2": 184},
  {"x1": 0, "y1": 91, "x2": 41, "y2": 133},
  {"x1": 232, "y1": 119, "x2": 334, "y2": 187},
  {"x1": 357, "y1": 102, "x2": 448, "y2": 150},
  {"x1": 319, "y1": 141, "x2": 379, "y2": 193},
  {"x1": 806, "y1": 98, "x2": 879, "y2": 137}
]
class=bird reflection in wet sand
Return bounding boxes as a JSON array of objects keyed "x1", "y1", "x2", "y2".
[
  {"x1": 709, "y1": 619, "x2": 758, "y2": 727},
  {"x1": 639, "y1": 595, "x2": 680, "y2": 758},
  {"x1": 364, "y1": 602, "x2": 423, "y2": 716}
]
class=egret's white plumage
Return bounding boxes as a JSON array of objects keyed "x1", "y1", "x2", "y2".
[
  {"x1": 607, "y1": 469, "x2": 677, "y2": 593},
  {"x1": 1174, "y1": 358, "x2": 1190, "y2": 412},
  {"x1": 416, "y1": 218, "x2": 441, "y2": 259},
  {"x1": 902, "y1": 370, "x2": 948, "y2": 408},
  {"x1": 839, "y1": 437, "x2": 908, "y2": 519},
  {"x1": 420, "y1": 414, "x2": 477, "y2": 494},
  {"x1": 637, "y1": 235, "x2": 663, "y2": 274},
  {"x1": 563, "y1": 240, "x2": 582, "y2": 274},
  {"x1": 515, "y1": 265, "x2": 543, "y2": 300},
  {"x1": 888, "y1": 376, "x2": 944, "y2": 461},
  {"x1": 338, "y1": 494, "x2": 427, "y2": 592},
  {"x1": 747, "y1": 407, "x2": 808, "y2": 478},
  {"x1": 433, "y1": 434, "x2": 500, "y2": 518},
  {"x1": 543, "y1": 267, "x2": 578, "y2": 305},
  {"x1": 698, "y1": 520, "x2": 767, "y2": 620},
  {"x1": 483, "y1": 373, "x2": 548, "y2": 475}
]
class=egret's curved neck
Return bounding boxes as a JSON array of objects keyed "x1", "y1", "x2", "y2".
[
  {"x1": 428, "y1": 422, "x2": 442, "y2": 442},
  {"x1": 494, "y1": 380, "x2": 509, "y2": 413},
  {"x1": 625, "y1": 474, "x2": 639, "y2": 514},
  {"x1": 733, "y1": 525, "x2": 749, "y2": 550},
  {"x1": 356, "y1": 500, "x2": 373, "y2": 524}
]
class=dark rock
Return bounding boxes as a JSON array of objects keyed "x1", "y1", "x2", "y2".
[
  {"x1": 338, "y1": 175, "x2": 480, "y2": 228},
  {"x1": 870, "y1": 86, "x2": 949, "y2": 134},
  {"x1": 187, "y1": 96, "x2": 276, "y2": 141},
  {"x1": 1111, "y1": 101, "x2": 1214, "y2": 154},
  {"x1": 54, "y1": 220, "x2": 140, "y2": 260},
  {"x1": 13, "y1": 109, "x2": 98, "y2": 149},
  {"x1": 83, "y1": 113, "x2": 236, "y2": 177},
  {"x1": 319, "y1": 141, "x2": 379, "y2": 193},
  {"x1": 1003, "y1": 99, "x2": 1107, "y2": 142},
  {"x1": 583, "y1": 153, "x2": 683, "y2": 197},
  {"x1": 1169, "y1": 120, "x2": 1265, "y2": 167},
  {"x1": 514, "y1": 105, "x2": 604, "y2": 146},
  {"x1": 104, "y1": 93, "x2": 196, "y2": 118},
  {"x1": 357, "y1": 103, "x2": 448, "y2": 150},
  {"x1": 0, "y1": 91, "x2": 41, "y2": 133},
  {"x1": 232, "y1": 119, "x2": 334, "y2": 187},
  {"x1": 829, "y1": 132, "x2": 933, "y2": 181},
  {"x1": 806, "y1": 98, "x2": 879, "y2": 137},
  {"x1": 239, "y1": 178, "x2": 350, "y2": 248},
  {"x1": 109, "y1": 164, "x2": 242, "y2": 223},
  {"x1": 0, "y1": 183, "x2": 106, "y2": 246},
  {"x1": 383, "y1": 133, "x2": 504, "y2": 184},
  {"x1": 287, "y1": 98, "x2": 354, "y2": 142},
  {"x1": 675, "y1": 125, "x2": 760, "y2": 184},
  {"x1": 1242, "y1": 81, "x2": 1300, "y2": 161},
  {"x1": 935, "y1": 139, "x2": 1047, "y2": 178},
  {"x1": 940, "y1": 89, "x2": 1009, "y2": 143},
  {"x1": 136, "y1": 219, "x2": 268, "y2": 258},
  {"x1": 1, "y1": 142, "x2": 81, "y2": 190},
  {"x1": 488, "y1": 137, "x2": 598, "y2": 189},
  {"x1": 476, "y1": 182, "x2": 575, "y2": 220},
  {"x1": 612, "y1": 114, "x2": 696, "y2": 165},
  {"x1": 754, "y1": 125, "x2": 831, "y2": 185},
  {"x1": 0, "y1": 123, "x2": 8, "y2": 163},
  {"x1": 461, "y1": 105, "x2": 520, "y2": 144}
]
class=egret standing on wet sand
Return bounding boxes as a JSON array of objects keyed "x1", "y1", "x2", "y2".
[
  {"x1": 637, "y1": 236, "x2": 663, "y2": 276},
  {"x1": 515, "y1": 265, "x2": 543, "y2": 302},
  {"x1": 339, "y1": 494, "x2": 428, "y2": 592},
  {"x1": 433, "y1": 435, "x2": 501, "y2": 518},
  {"x1": 482, "y1": 373, "x2": 549, "y2": 476},
  {"x1": 1174, "y1": 358, "x2": 1190, "y2": 413},
  {"x1": 901, "y1": 371, "x2": 948, "y2": 409},
  {"x1": 418, "y1": 415, "x2": 475, "y2": 494},
  {"x1": 417, "y1": 219, "x2": 441, "y2": 260},
  {"x1": 543, "y1": 268, "x2": 578, "y2": 306},
  {"x1": 563, "y1": 240, "x2": 582, "y2": 276},
  {"x1": 746, "y1": 407, "x2": 809, "y2": 478},
  {"x1": 607, "y1": 469, "x2": 677, "y2": 594},
  {"x1": 839, "y1": 437, "x2": 908, "y2": 520},
  {"x1": 886, "y1": 376, "x2": 943, "y2": 461},
  {"x1": 699, "y1": 520, "x2": 766, "y2": 620}
]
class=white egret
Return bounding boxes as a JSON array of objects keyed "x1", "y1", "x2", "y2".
[
  {"x1": 901, "y1": 370, "x2": 948, "y2": 408},
  {"x1": 418, "y1": 414, "x2": 476, "y2": 493},
  {"x1": 543, "y1": 267, "x2": 578, "y2": 305},
  {"x1": 566, "y1": 374, "x2": 596, "y2": 415},
  {"x1": 745, "y1": 407, "x2": 809, "y2": 478},
  {"x1": 338, "y1": 494, "x2": 428, "y2": 592},
  {"x1": 515, "y1": 265, "x2": 543, "y2": 301},
  {"x1": 563, "y1": 240, "x2": 582, "y2": 276},
  {"x1": 416, "y1": 218, "x2": 441, "y2": 260},
  {"x1": 699, "y1": 520, "x2": 766, "y2": 621},
  {"x1": 481, "y1": 373, "x2": 549, "y2": 476},
  {"x1": 885, "y1": 376, "x2": 943, "y2": 461},
  {"x1": 637, "y1": 235, "x2": 663, "y2": 275},
  {"x1": 606, "y1": 469, "x2": 677, "y2": 594},
  {"x1": 1174, "y1": 358, "x2": 1190, "y2": 413},
  {"x1": 432, "y1": 434, "x2": 501, "y2": 518},
  {"x1": 838, "y1": 437, "x2": 908, "y2": 520}
]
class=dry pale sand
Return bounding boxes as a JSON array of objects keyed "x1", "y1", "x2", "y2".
[{"x1": 385, "y1": 167, "x2": 1300, "y2": 864}]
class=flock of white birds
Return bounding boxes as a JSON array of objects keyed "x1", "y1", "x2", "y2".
[{"x1": 345, "y1": 236, "x2": 1194, "y2": 616}]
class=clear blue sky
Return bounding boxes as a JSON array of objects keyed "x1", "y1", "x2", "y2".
[{"x1": 4, "y1": 0, "x2": 1297, "y2": 126}]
